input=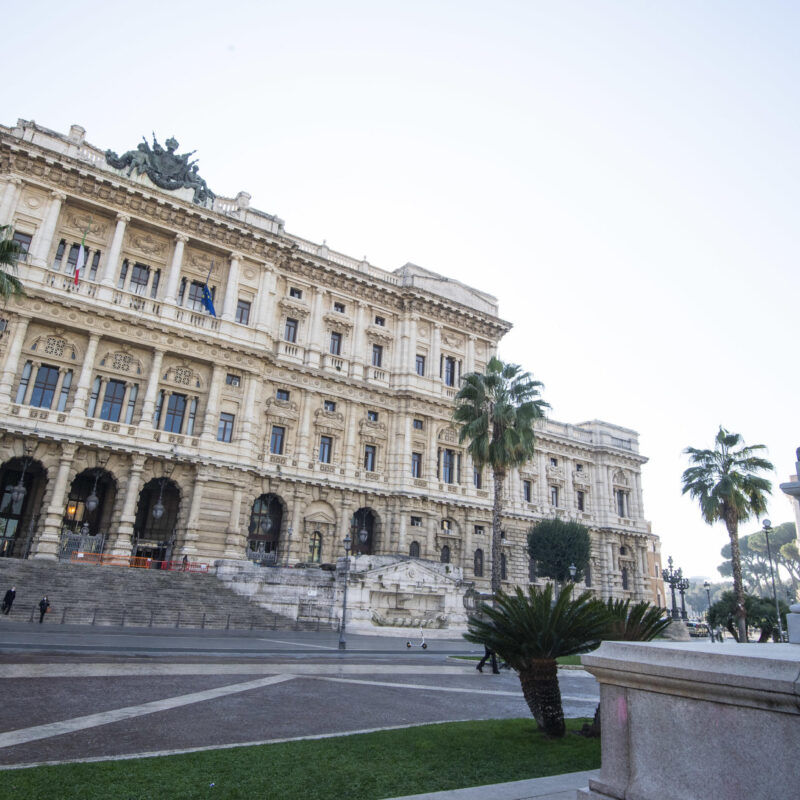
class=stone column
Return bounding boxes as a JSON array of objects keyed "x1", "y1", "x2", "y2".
[
  {"x1": 408, "y1": 314, "x2": 419, "y2": 377},
  {"x1": 140, "y1": 348, "x2": 165, "y2": 428},
  {"x1": 223, "y1": 485, "x2": 245, "y2": 558},
  {"x1": 68, "y1": 333, "x2": 101, "y2": 419},
  {"x1": 0, "y1": 177, "x2": 22, "y2": 227},
  {"x1": 29, "y1": 190, "x2": 66, "y2": 267},
  {"x1": 304, "y1": 287, "x2": 326, "y2": 367},
  {"x1": 343, "y1": 401, "x2": 359, "y2": 474},
  {"x1": 296, "y1": 390, "x2": 315, "y2": 466},
  {"x1": 351, "y1": 301, "x2": 367, "y2": 379},
  {"x1": 163, "y1": 233, "x2": 188, "y2": 304},
  {"x1": 180, "y1": 471, "x2": 206, "y2": 557},
  {"x1": 238, "y1": 373, "x2": 260, "y2": 449},
  {"x1": 255, "y1": 265, "x2": 276, "y2": 332},
  {"x1": 221, "y1": 251, "x2": 242, "y2": 321},
  {"x1": 108, "y1": 454, "x2": 146, "y2": 556},
  {"x1": 432, "y1": 323, "x2": 442, "y2": 383},
  {"x1": 99, "y1": 213, "x2": 130, "y2": 287},
  {"x1": 0, "y1": 316, "x2": 30, "y2": 403},
  {"x1": 466, "y1": 334, "x2": 476, "y2": 374},
  {"x1": 201, "y1": 364, "x2": 224, "y2": 440},
  {"x1": 32, "y1": 443, "x2": 76, "y2": 560}
]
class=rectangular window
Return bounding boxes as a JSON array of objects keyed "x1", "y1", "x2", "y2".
[
  {"x1": 99, "y1": 379, "x2": 126, "y2": 422},
  {"x1": 65, "y1": 243, "x2": 81, "y2": 277},
  {"x1": 372, "y1": 344, "x2": 383, "y2": 367},
  {"x1": 117, "y1": 259, "x2": 129, "y2": 289},
  {"x1": 364, "y1": 444, "x2": 376, "y2": 472},
  {"x1": 12, "y1": 231, "x2": 32, "y2": 260},
  {"x1": 177, "y1": 277, "x2": 187, "y2": 306},
  {"x1": 411, "y1": 452, "x2": 422, "y2": 478},
  {"x1": 164, "y1": 393, "x2": 187, "y2": 433},
  {"x1": 474, "y1": 525, "x2": 484, "y2": 536},
  {"x1": 124, "y1": 384, "x2": 138, "y2": 424},
  {"x1": 187, "y1": 281, "x2": 207, "y2": 311},
  {"x1": 30, "y1": 364, "x2": 60, "y2": 408},
  {"x1": 15, "y1": 361, "x2": 32, "y2": 404},
  {"x1": 276, "y1": 389, "x2": 290, "y2": 402},
  {"x1": 576, "y1": 463, "x2": 583, "y2": 472},
  {"x1": 319, "y1": 435, "x2": 332, "y2": 463},
  {"x1": 153, "y1": 389, "x2": 164, "y2": 428},
  {"x1": 88, "y1": 251, "x2": 101, "y2": 281},
  {"x1": 57, "y1": 370, "x2": 72, "y2": 412},
  {"x1": 284, "y1": 317, "x2": 298, "y2": 342},
  {"x1": 324, "y1": 400, "x2": 336, "y2": 412},
  {"x1": 217, "y1": 412, "x2": 235, "y2": 442},
  {"x1": 330, "y1": 331, "x2": 342, "y2": 355},
  {"x1": 374, "y1": 315, "x2": 385, "y2": 326},
  {"x1": 413, "y1": 418, "x2": 423, "y2": 430},
  {"x1": 473, "y1": 468, "x2": 482, "y2": 489},
  {"x1": 577, "y1": 490, "x2": 585, "y2": 512},
  {"x1": 523, "y1": 480, "x2": 532, "y2": 502},
  {"x1": 410, "y1": 516, "x2": 422, "y2": 527},
  {"x1": 186, "y1": 397, "x2": 198, "y2": 436},
  {"x1": 444, "y1": 356, "x2": 456, "y2": 387},
  {"x1": 367, "y1": 410, "x2": 378, "y2": 422},
  {"x1": 129, "y1": 262, "x2": 150, "y2": 295},
  {"x1": 225, "y1": 373, "x2": 241, "y2": 387},
  {"x1": 289, "y1": 287, "x2": 303, "y2": 299},
  {"x1": 235, "y1": 299, "x2": 251, "y2": 325},
  {"x1": 270, "y1": 425, "x2": 285, "y2": 455},
  {"x1": 52, "y1": 239, "x2": 66, "y2": 270},
  {"x1": 333, "y1": 301, "x2": 345, "y2": 313},
  {"x1": 86, "y1": 375, "x2": 101, "y2": 417},
  {"x1": 150, "y1": 268, "x2": 161, "y2": 299},
  {"x1": 415, "y1": 354, "x2": 425, "y2": 376},
  {"x1": 616, "y1": 490, "x2": 627, "y2": 518},
  {"x1": 550, "y1": 457, "x2": 558, "y2": 466},
  {"x1": 550, "y1": 486, "x2": 559, "y2": 507},
  {"x1": 441, "y1": 449, "x2": 455, "y2": 484}
]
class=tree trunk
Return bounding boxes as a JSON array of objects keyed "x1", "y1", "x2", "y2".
[
  {"x1": 724, "y1": 508, "x2": 748, "y2": 643},
  {"x1": 518, "y1": 658, "x2": 565, "y2": 738},
  {"x1": 491, "y1": 469, "x2": 505, "y2": 597}
]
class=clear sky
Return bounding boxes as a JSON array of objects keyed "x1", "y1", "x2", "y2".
[{"x1": 5, "y1": 1, "x2": 798, "y2": 578}]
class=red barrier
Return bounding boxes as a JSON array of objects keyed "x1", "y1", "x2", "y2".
[{"x1": 70, "y1": 552, "x2": 209, "y2": 573}]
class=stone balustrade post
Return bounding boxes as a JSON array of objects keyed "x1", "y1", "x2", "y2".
[
  {"x1": 220, "y1": 252, "x2": 242, "y2": 321},
  {"x1": 99, "y1": 213, "x2": 130, "y2": 287},
  {"x1": 0, "y1": 316, "x2": 30, "y2": 403},
  {"x1": 108, "y1": 454, "x2": 146, "y2": 556},
  {"x1": 163, "y1": 233, "x2": 188, "y2": 305},
  {"x1": 29, "y1": 191, "x2": 66, "y2": 267},
  {"x1": 68, "y1": 333, "x2": 101, "y2": 419},
  {"x1": 140, "y1": 348, "x2": 165, "y2": 428}
]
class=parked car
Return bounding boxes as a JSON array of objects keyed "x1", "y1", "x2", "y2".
[{"x1": 686, "y1": 621, "x2": 710, "y2": 637}]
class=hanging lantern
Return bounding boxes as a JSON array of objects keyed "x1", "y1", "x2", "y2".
[
  {"x1": 10, "y1": 480, "x2": 26, "y2": 505},
  {"x1": 85, "y1": 491, "x2": 99, "y2": 513},
  {"x1": 261, "y1": 514, "x2": 272, "y2": 533},
  {"x1": 358, "y1": 510, "x2": 369, "y2": 544},
  {"x1": 152, "y1": 500, "x2": 165, "y2": 520}
]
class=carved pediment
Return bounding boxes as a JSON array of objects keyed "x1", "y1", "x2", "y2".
[
  {"x1": 279, "y1": 296, "x2": 310, "y2": 319},
  {"x1": 546, "y1": 464, "x2": 564, "y2": 482},
  {"x1": 438, "y1": 426, "x2": 459, "y2": 444},
  {"x1": 613, "y1": 470, "x2": 629, "y2": 487},
  {"x1": 364, "y1": 559, "x2": 462, "y2": 586},
  {"x1": 365, "y1": 325, "x2": 394, "y2": 344},
  {"x1": 65, "y1": 212, "x2": 108, "y2": 240},
  {"x1": 573, "y1": 469, "x2": 590, "y2": 487},
  {"x1": 323, "y1": 312, "x2": 354, "y2": 330},
  {"x1": 359, "y1": 419, "x2": 387, "y2": 438},
  {"x1": 265, "y1": 397, "x2": 299, "y2": 420},
  {"x1": 314, "y1": 408, "x2": 345, "y2": 429},
  {"x1": 129, "y1": 231, "x2": 168, "y2": 258},
  {"x1": 441, "y1": 331, "x2": 463, "y2": 349}
]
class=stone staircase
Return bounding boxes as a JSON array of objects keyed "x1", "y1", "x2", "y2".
[{"x1": 0, "y1": 558, "x2": 324, "y2": 631}]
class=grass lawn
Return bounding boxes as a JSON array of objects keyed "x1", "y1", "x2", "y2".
[{"x1": 1, "y1": 718, "x2": 599, "y2": 800}]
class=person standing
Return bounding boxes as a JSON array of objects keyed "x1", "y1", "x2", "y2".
[
  {"x1": 38, "y1": 595, "x2": 49, "y2": 624},
  {"x1": 1, "y1": 586, "x2": 15, "y2": 615}
]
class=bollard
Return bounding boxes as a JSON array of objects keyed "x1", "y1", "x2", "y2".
[
  {"x1": 149, "y1": 609, "x2": 154, "y2": 627},
  {"x1": 201, "y1": 612, "x2": 206, "y2": 629},
  {"x1": 61, "y1": 606, "x2": 68, "y2": 624},
  {"x1": 121, "y1": 608, "x2": 126, "y2": 627},
  {"x1": 91, "y1": 608, "x2": 97, "y2": 625},
  {"x1": 175, "y1": 611, "x2": 181, "y2": 629},
  {"x1": 226, "y1": 613, "x2": 231, "y2": 630}
]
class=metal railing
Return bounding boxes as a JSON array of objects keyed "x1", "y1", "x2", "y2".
[{"x1": 70, "y1": 552, "x2": 209, "y2": 572}]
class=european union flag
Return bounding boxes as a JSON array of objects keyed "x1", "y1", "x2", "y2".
[{"x1": 201, "y1": 284, "x2": 217, "y2": 317}]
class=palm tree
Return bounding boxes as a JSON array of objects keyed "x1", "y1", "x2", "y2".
[
  {"x1": 0, "y1": 225, "x2": 24, "y2": 300},
  {"x1": 454, "y1": 357, "x2": 549, "y2": 594},
  {"x1": 465, "y1": 583, "x2": 609, "y2": 738},
  {"x1": 682, "y1": 427, "x2": 773, "y2": 643}
]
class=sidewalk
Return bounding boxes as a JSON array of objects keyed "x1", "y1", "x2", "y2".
[{"x1": 386, "y1": 770, "x2": 598, "y2": 800}]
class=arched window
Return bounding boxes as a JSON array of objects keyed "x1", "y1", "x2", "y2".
[
  {"x1": 501, "y1": 553, "x2": 507, "y2": 580},
  {"x1": 308, "y1": 531, "x2": 322, "y2": 563},
  {"x1": 621, "y1": 566, "x2": 629, "y2": 590},
  {"x1": 440, "y1": 544, "x2": 450, "y2": 564},
  {"x1": 619, "y1": 545, "x2": 627, "y2": 556},
  {"x1": 247, "y1": 494, "x2": 282, "y2": 560},
  {"x1": 585, "y1": 562, "x2": 592, "y2": 588},
  {"x1": 474, "y1": 549, "x2": 483, "y2": 577},
  {"x1": 409, "y1": 541, "x2": 420, "y2": 558}
]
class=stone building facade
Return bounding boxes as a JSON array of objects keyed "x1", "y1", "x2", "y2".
[{"x1": 0, "y1": 119, "x2": 662, "y2": 603}]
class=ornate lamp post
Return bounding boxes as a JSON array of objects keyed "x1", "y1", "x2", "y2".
[
  {"x1": 704, "y1": 580, "x2": 715, "y2": 642},
  {"x1": 662, "y1": 556, "x2": 685, "y2": 620},
  {"x1": 762, "y1": 519, "x2": 785, "y2": 642},
  {"x1": 678, "y1": 575, "x2": 690, "y2": 620},
  {"x1": 338, "y1": 523, "x2": 369, "y2": 651},
  {"x1": 569, "y1": 563, "x2": 577, "y2": 599}
]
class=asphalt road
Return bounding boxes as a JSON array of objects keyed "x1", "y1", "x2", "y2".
[{"x1": 0, "y1": 623, "x2": 600, "y2": 769}]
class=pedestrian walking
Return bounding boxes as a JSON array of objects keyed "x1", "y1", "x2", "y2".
[
  {"x1": 38, "y1": 595, "x2": 50, "y2": 624},
  {"x1": 182, "y1": 554, "x2": 189, "y2": 571},
  {"x1": 1, "y1": 586, "x2": 15, "y2": 615},
  {"x1": 476, "y1": 645, "x2": 500, "y2": 674}
]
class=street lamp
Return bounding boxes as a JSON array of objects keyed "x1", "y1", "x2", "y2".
[
  {"x1": 10, "y1": 457, "x2": 30, "y2": 506},
  {"x1": 568, "y1": 563, "x2": 577, "y2": 599},
  {"x1": 338, "y1": 533, "x2": 353, "y2": 650},
  {"x1": 762, "y1": 519, "x2": 785, "y2": 642},
  {"x1": 152, "y1": 478, "x2": 167, "y2": 520},
  {"x1": 661, "y1": 556, "x2": 683, "y2": 619},
  {"x1": 704, "y1": 581, "x2": 715, "y2": 642}
]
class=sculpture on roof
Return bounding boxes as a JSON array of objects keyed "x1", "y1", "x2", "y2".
[{"x1": 105, "y1": 134, "x2": 216, "y2": 206}]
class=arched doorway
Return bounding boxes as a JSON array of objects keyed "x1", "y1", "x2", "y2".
[
  {"x1": 133, "y1": 478, "x2": 181, "y2": 562},
  {"x1": 59, "y1": 469, "x2": 116, "y2": 558},
  {"x1": 0, "y1": 457, "x2": 46, "y2": 558},
  {"x1": 350, "y1": 508, "x2": 376, "y2": 555},
  {"x1": 247, "y1": 493, "x2": 283, "y2": 563}
]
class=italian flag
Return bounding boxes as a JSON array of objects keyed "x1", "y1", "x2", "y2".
[{"x1": 74, "y1": 225, "x2": 89, "y2": 286}]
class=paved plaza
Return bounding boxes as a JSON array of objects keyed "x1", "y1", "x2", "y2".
[{"x1": 0, "y1": 622, "x2": 600, "y2": 772}]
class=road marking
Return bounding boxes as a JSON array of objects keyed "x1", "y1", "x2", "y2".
[
  {"x1": 0, "y1": 674, "x2": 295, "y2": 750},
  {"x1": 254, "y1": 637, "x2": 336, "y2": 650}
]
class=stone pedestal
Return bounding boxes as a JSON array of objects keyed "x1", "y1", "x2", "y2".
[
  {"x1": 577, "y1": 641, "x2": 800, "y2": 800},
  {"x1": 787, "y1": 602, "x2": 800, "y2": 643}
]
